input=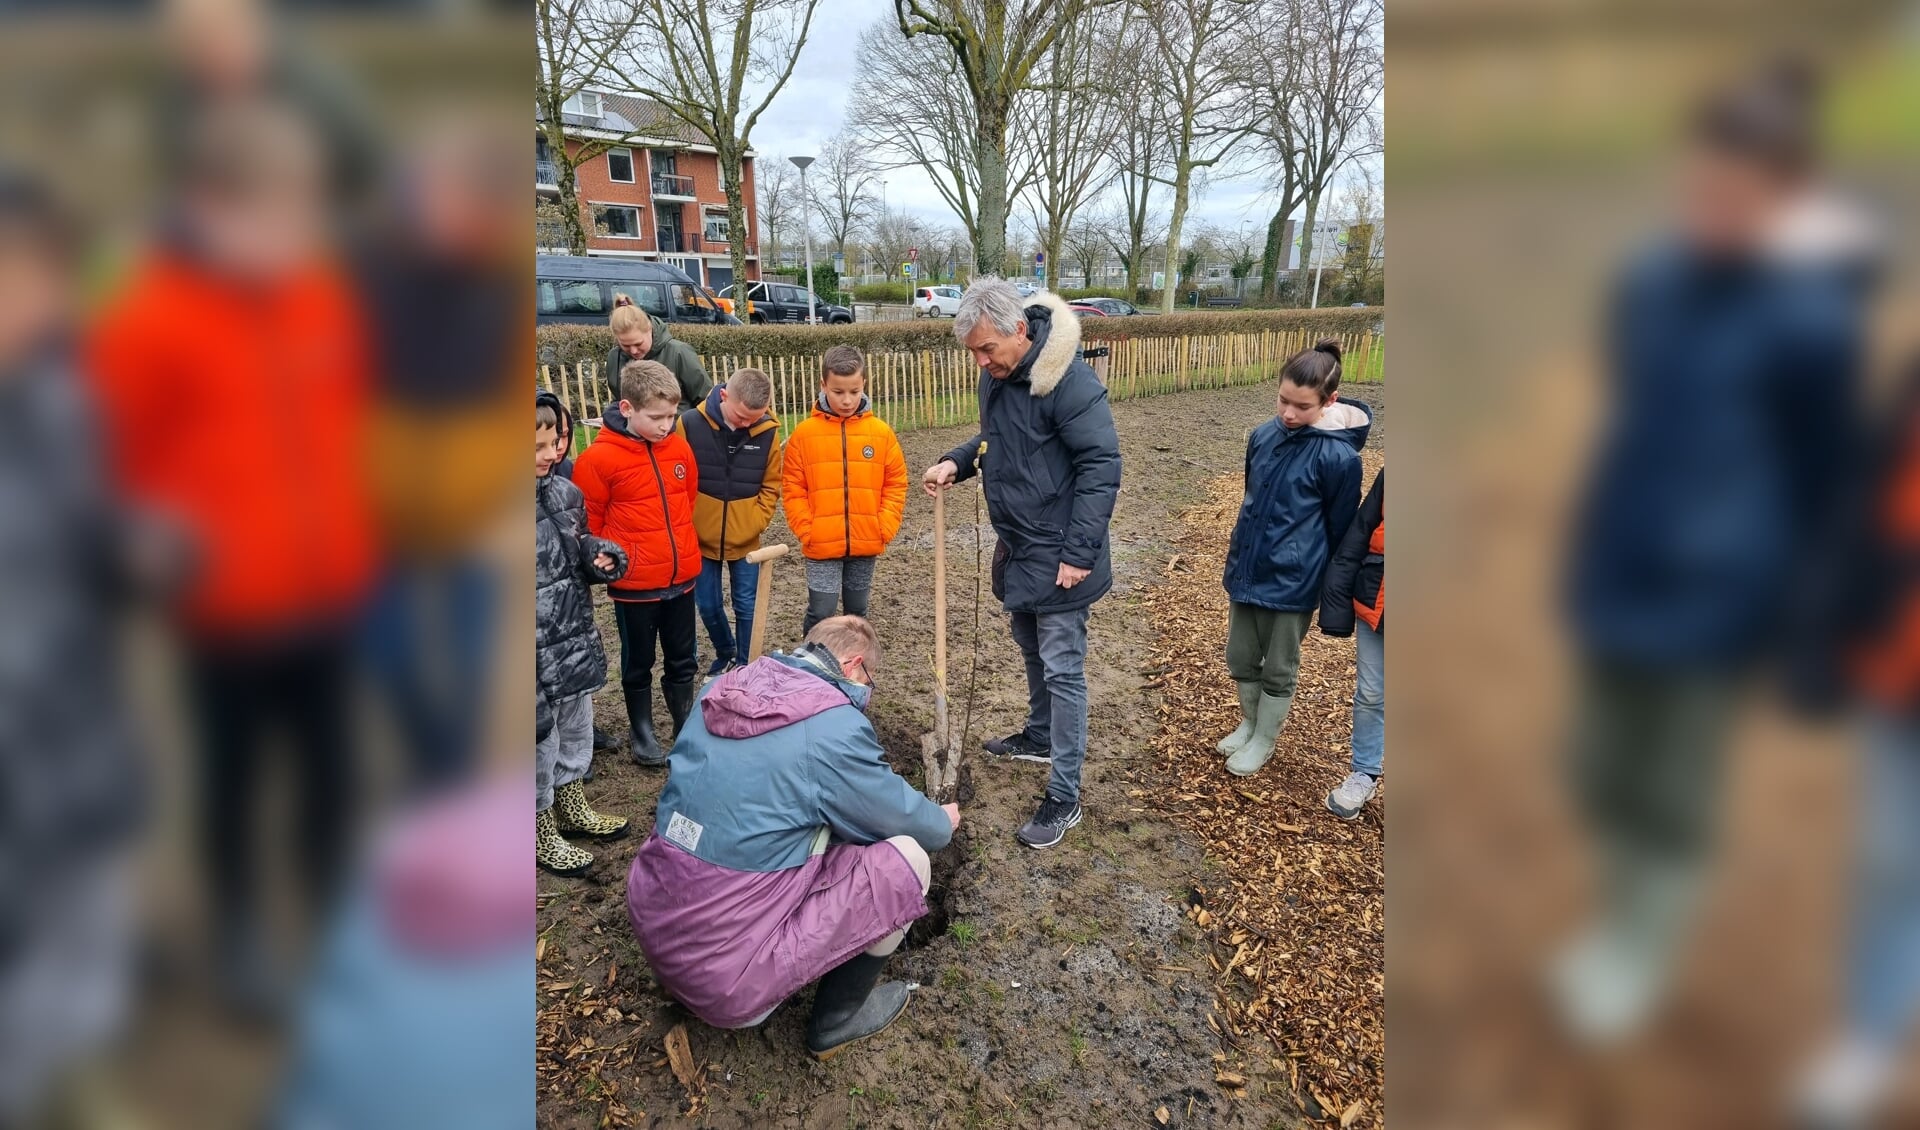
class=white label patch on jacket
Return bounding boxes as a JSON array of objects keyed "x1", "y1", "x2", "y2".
[{"x1": 664, "y1": 811, "x2": 703, "y2": 852}]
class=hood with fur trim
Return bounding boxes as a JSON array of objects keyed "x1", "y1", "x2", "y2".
[{"x1": 1010, "y1": 290, "x2": 1084, "y2": 398}]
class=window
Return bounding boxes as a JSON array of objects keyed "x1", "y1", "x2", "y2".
[
  {"x1": 777, "y1": 285, "x2": 807, "y2": 305},
  {"x1": 563, "y1": 91, "x2": 604, "y2": 118},
  {"x1": 624, "y1": 283, "x2": 670, "y2": 317},
  {"x1": 536, "y1": 279, "x2": 609, "y2": 316},
  {"x1": 607, "y1": 148, "x2": 634, "y2": 183},
  {"x1": 703, "y1": 208, "x2": 729, "y2": 243},
  {"x1": 593, "y1": 205, "x2": 641, "y2": 239},
  {"x1": 670, "y1": 284, "x2": 710, "y2": 321}
]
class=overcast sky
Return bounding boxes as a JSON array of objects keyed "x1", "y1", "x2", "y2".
[{"x1": 749, "y1": 0, "x2": 1381, "y2": 246}]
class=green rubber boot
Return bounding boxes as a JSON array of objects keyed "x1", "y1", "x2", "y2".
[
  {"x1": 1225, "y1": 692, "x2": 1292, "y2": 777},
  {"x1": 1216, "y1": 681, "x2": 1263, "y2": 757}
]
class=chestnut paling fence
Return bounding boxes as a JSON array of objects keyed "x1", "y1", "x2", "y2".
[{"x1": 537, "y1": 327, "x2": 1383, "y2": 436}]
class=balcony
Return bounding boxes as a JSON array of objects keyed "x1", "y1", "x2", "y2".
[
  {"x1": 651, "y1": 173, "x2": 696, "y2": 199},
  {"x1": 655, "y1": 230, "x2": 703, "y2": 254},
  {"x1": 536, "y1": 158, "x2": 559, "y2": 189},
  {"x1": 700, "y1": 232, "x2": 759, "y2": 258}
]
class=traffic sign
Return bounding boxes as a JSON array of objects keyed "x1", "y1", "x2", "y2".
[
  {"x1": 1035, "y1": 251, "x2": 1045, "y2": 265},
  {"x1": 900, "y1": 262, "x2": 913, "y2": 277},
  {"x1": 908, "y1": 247, "x2": 920, "y2": 261}
]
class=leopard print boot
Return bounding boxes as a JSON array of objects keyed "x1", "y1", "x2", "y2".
[
  {"x1": 553, "y1": 781, "x2": 629, "y2": 839},
  {"x1": 537, "y1": 807, "x2": 593, "y2": 876}
]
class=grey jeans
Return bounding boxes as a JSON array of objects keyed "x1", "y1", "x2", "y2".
[
  {"x1": 1009, "y1": 607, "x2": 1091, "y2": 805},
  {"x1": 803, "y1": 555, "x2": 878, "y2": 634},
  {"x1": 535, "y1": 692, "x2": 594, "y2": 812}
]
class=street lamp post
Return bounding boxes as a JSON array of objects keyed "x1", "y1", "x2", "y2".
[{"x1": 791, "y1": 155, "x2": 818, "y2": 325}]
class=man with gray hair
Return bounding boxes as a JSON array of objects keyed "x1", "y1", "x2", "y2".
[{"x1": 924, "y1": 277, "x2": 1121, "y2": 849}]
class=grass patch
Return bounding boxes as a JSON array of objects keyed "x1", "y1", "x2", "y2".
[{"x1": 947, "y1": 920, "x2": 980, "y2": 946}]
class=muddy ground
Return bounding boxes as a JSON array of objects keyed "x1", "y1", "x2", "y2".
[{"x1": 536, "y1": 381, "x2": 1386, "y2": 1129}]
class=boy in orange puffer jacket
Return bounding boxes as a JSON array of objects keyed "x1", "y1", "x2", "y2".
[
  {"x1": 573, "y1": 360, "x2": 703, "y2": 767},
  {"x1": 782, "y1": 345, "x2": 909, "y2": 635}
]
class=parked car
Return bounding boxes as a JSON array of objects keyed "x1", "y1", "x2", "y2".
[
  {"x1": 1069, "y1": 297, "x2": 1150, "y2": 318},
  {"x1": 719, "y1": 280, "x2": 854, "y2": 325},
  {"x1": 1014, "y1": 281, "x2": 1044, "y2": 298},
  {"x1": 535, "y1": 255, "x2": 740, "y2": 327},
  {"x1": 914, "y1": 285, "x2": 963, "y2": 318}
]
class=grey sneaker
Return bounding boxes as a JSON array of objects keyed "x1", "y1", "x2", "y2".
[
  {"x1": 983, "y1": 730, "x2": 1052, "y2": 764},
  {"x1": 1016, "y1": 795, "x2": 1082, "y2": 849},
  {"x1": 1325, "y1": 772, "x2": 1378, "y2": 820}
]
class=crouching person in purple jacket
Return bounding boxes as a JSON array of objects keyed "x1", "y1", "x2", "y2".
[{"x1": 626, "y1": 615, "x2": 960, "y2": 1059}]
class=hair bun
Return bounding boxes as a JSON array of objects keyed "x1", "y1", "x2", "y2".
[
  {"x1": 612, "y1": 293, "x2": 634, "y2": 308},
  {"x1": 1314, "y1": 337, "x2": 1344, "y2": 364}
]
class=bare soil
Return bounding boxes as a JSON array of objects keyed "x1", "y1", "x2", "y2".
[{"x1": 536, "y1": 381, "x2": 1386, "y2": 1129}]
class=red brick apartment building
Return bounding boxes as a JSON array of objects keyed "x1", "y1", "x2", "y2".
[{"x1": 537, "y1": 89, "x2": 761, "y2": 289}]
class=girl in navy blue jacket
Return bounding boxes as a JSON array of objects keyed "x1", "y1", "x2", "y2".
[{"x1": 1219, "y1": 340, "x2": 1370, "y2": 776}]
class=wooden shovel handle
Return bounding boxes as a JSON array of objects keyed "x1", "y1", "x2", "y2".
[
  {"x1": 933, "y1": 489, "x2": 947, "y2": 692},
  {"x1": 745, "y1": 542, "x2": 787, "y2": 661}
]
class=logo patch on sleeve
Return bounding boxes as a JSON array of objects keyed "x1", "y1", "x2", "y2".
[
  {"x1": 673, "y1": 463, "x2": 687, "y2": 479},
  {"x1": 664, "y1": 811, "x2": 703, "y2": 851},
  {"x1": 862, "y1": 445, "x2": 875, "y2": 459}
]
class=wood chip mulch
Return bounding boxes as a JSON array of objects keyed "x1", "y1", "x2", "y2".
[{"x1": 1140, "y1": 461, "x2": 1385, "y2": 1128}]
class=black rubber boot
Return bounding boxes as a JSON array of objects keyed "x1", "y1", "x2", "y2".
[
  {"x1": 662, "y1": 680, "x2": 696, "y2": 741},
  {"x1": 627, "y1": 685, "x2": 666, "y2": 768},
  {"x1": 804, "y1": 952, "x2": 911, "y2": 1060},
  {"x1": 592, "y1": 723, "x2": 623, "y2": 755}
]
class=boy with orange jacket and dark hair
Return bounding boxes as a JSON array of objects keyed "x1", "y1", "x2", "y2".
[
  {"x1": 782, "y1": 345, "x2": 909, "y2": 635},
  {"x1": 574, "y1": 360, "x2": 703, "y2": 767}
]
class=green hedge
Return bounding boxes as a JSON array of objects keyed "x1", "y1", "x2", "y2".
[
  {"x1": 537, "y1": 305, "x2": 1383, "y2": 370},
  {"x1": 851, "y1": 282, "x2": 912, "y2": 303}
]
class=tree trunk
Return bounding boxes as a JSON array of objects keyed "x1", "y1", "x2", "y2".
[
  {"x1": 1160, "y1": 167, "x2": 1191, "y2": 314},
  {"x1": 1258, "y1": 209, "x2": 1287, "y2": 300},
  {"x1": 720, "y1": 141, "x2": 751, "y2": 292},
  {"x1": 1295, "y1": 192, "x2": 1320, "y2": 307},
  {"x1": 974, "y1": 99, "x2": 1010, "y2": 276},
  {"x1": 1046, "y1": 225, "x2": 1064, "y2": 291},
  {"x1": 556, "y1": 149, "x2": 589, "y2": 256}
]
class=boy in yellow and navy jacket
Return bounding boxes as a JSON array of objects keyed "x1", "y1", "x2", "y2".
[{"x1": 676, "y1": 367, "x2": 783, "y2": 674}]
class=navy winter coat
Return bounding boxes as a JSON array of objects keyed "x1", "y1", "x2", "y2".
[
  {"x1": 1223, "y1": 400, "x2": 1370, "y2": 612},
  {"x1": 944, "y1": 292, "x2": 1122, "y2": 614},
  {"x1": 1567, "y1": 239, "x2": 1868, "y2": 667}
]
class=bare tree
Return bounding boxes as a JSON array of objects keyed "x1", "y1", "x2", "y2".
[
  {"x1": 1063, "y1": 220, "x2": 1107, "y2": 288},
  {"x1": 605, "y1": 0, "x2": 821, "y2": 292},
  {"x1": 535, "y1": 0, "x2": 648, "y2": 255},
  {"x1": 1018, "y1": 8, "x2": 1127, "y2": 290},
  {"x1": 848, "y1": 19, "x2": 1039, "y2": 276},
  {"x1": 1143, "y1": 0, "x2": 1258, "y2": 313},
  {"x1": 812, "y1": 131, "x2": 881, "y2": 258},
  {"x1": 756, "y1": 153, "x2": 799, "y2": 271},
  {"x1": 870, "y1": 206, "x2": 934, "y2": 284},
  {"x1": 1248, "y1": 0, "x2": 1381, "y2": 303},
  {"x1": 1102, "y1": 69, "x2": 1174, "y2": 296},
  {"x1": 889, "y1": 0, "x2": 1120, "y2": 275}
]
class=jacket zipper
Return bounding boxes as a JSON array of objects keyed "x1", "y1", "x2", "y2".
[
  {"x1": 645, "y1": 439, "x2": 680, "y2": 584},
  {"x1": 717, "y1": 412, "x2": 734, "y2": 560},
  {"x1": 840, "y1": 414, "x2": 852, "y2": 557}
]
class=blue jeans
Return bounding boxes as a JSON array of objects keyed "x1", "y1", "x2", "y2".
[
  {"x1": 361, "y1": 558, "x2": 496, "y2": 791},
  {"x1": 1848, "y1": 713, "x2": 1920, "y2": 1047},
  {"x1": 1351, "y1": 620, "x2": 1384, "y2": 777},
  {"x1": 695, "y1": 557, "x2": 760, "y2": 662},
  {"x1": 1008, "y1": 608, "x2": 1091, "y2": 805}
]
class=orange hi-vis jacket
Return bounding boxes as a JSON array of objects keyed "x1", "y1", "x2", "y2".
[
  {"x1": 781, "y1": 395, "x2": 908, "y2": 560},
  {"x1": 573, "y1": 414, "x2": 702, "y2": 600}
]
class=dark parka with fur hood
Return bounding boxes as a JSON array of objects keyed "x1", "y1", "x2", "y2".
[
  {"x1": 943, "y1": 292, "x2": 1122, "y2": 614},
  {"x1": 536, "y1": 471, "x2": 627, "y2": 723}
]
